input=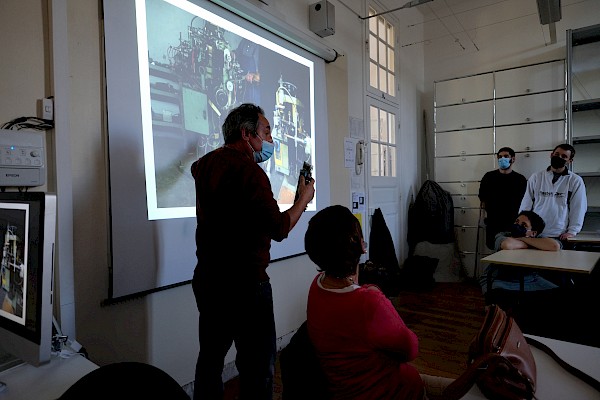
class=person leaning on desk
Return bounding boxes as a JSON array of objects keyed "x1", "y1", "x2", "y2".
[{"x1": 479, "y1": 210, "x2": 562, "y2": 308}]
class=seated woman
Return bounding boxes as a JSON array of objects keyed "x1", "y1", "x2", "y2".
[
  {"x1": 304, "y1": 205, "x2": 451, "y2": 400},
  {"x1": 479, "y1": 210, "x2": 562, "y2": 304}
]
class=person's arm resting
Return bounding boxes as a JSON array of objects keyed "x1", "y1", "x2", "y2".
[
  {"x1": 366, "y1": 292, "x2": 419, "y2": 361},
  {"x1": 501, "y1": 237, "x2": 560, "y2": 251}
]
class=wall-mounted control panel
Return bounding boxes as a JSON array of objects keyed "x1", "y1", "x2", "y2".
[{"x1": 0, "y1": 129, "x2": 46, "y2": 187}]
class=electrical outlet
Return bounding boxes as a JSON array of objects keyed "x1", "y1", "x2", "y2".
[{"x1": 42, "y1": 97, "x2": 54, "y2": 120}]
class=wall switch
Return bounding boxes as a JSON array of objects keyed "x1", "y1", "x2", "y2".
[{"x1": 42, "y1": 97, "x2": 54, "y2": 120}]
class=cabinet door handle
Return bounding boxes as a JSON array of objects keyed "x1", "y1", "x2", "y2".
[
  {"x1": 461, "y1": 124, "x2": 466, "y2": 129},
  {"x1": 525, "y1": 146, "x2": 530, "y2": 151},
  {"x1": 460, "y1": 183, "x2": 466, "y2": 187},
  {"x1": 461, "y1": 196, "x2": 466, "y2": 201},
  {"x1": 525, "y1": 153, "x2": 530, "y2": 158},
  {"x1": 460, "y1": 150, "x2": 466, "y2": 155},
  {"x1": 461, "y1": 98, "x2": 466, "y2": 103},
  {"x1": 525, "y1": 88, "x2": 531, "y2": 93},
  {"x1": 460, "y1": 157, "x2": 466, "y2": 161},
  {"x1": 525, "y1": 117, "x2": 531, "y2": 122}
]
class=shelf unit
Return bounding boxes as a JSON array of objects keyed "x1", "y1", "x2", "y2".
[{"x1": 568, "y1": 23, "x2": 600, "y2": 232}]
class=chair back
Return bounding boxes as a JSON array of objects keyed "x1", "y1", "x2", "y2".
[
  {"x1": 58, "y1": 361, "x2": 190, "y2": 399},
  {"x1": 280, "y1": 321, "x2": 330, "y2": 400}
]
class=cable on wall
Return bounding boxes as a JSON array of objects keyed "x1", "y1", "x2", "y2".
[{"x1": 1, "y1": 117, "x2": 54, "y2": 131}]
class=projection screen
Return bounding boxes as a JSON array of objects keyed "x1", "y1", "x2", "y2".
[{"x1": 103, "y1": 0, "x2": 330, "y2": 300}]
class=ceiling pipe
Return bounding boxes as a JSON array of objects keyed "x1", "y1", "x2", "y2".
[{"x1": 359, "y1": 0, "x2": 434, "y2": 20}]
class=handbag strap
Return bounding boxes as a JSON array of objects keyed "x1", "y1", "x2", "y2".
[
  {"x1": 442, "y1": 338, "x2": 600, "y2": 400},
  {"x1": 525, "y1": 336, "x2": 600, "y2": 392},
  {"x1": 440, "y1": 353, "x2": 514, "y2": 400}
]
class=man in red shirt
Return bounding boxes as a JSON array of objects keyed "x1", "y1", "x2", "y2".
[{"x1": 191, "y1": 103, "x2": 315, "y2": 400}]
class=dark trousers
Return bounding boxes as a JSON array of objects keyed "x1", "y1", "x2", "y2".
[{"x1": 193, "y1": 280, "x2": 276, "y2": 400}]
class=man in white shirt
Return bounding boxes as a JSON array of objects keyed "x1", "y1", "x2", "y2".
[{"x1": 519, "y1": 143, "x2": 587, "y2": 241}]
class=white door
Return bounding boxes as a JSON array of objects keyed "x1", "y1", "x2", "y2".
[
  {"x1": 366, "y1": 98, "x2": 401, "y2": 263},
  {"x1": 364, "y1": 3, "x2": 401, "y2": 264}
]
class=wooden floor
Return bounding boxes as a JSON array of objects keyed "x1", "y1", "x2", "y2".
[
  {"x1": 223, "y1": 280, "x2": 485, "y2": 400},
  {"x1": 392, "y1": 280, "x2": 486, "y2": 379}
]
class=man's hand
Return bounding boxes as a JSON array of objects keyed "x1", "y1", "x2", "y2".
[
  {"x1": 286, "y1": 176, "x2": 315, "y2": 232},
  {"x1": 559, "y1": 232, "x2": 574, "y2": 240},
  {"x1": 296, "y1": 175, "x2": 315, "y2": 206}
]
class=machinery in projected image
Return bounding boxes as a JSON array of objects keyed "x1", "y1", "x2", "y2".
[
  {"x1": 143, "y1": 2, "x2": 314, "y2": 212},
  {"x1": 0, "y1": 224, "x2": 24, "y2": 317},
  {"x1": 272, "y1": 75, "x2": 311, "y2": 183},
  {"x1": 153, "y1": 18, "x2": 260, "y2": 158}
]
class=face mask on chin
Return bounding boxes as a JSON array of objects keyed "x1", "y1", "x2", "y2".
[
  {"x1": 249, "y1": 137, "x2": 274, "y2": 163},
  {"x1": 550, "y1": 155, "x2": 567, "y2": 169}
]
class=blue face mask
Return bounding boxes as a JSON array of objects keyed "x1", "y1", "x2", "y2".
[
  {"x1": 498, "y1": 157, "x2": 511, "y2": 170},
  {"x1": 253, "y1": 139, "x2": 274, "y2": 163}
]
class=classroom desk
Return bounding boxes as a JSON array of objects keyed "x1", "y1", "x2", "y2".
[
  {"x1": 567, "y1": 231, "x2": 600, "y2": 251},
  {"x1": 0, "y1": 352, "x2": 98, "y2": 400},
  {"x1": 481, "y1": 249, "x2": 600, "y2": 274},
  {"x1": 460, "y1": 334, "x2": 600, "y2": 399},
  {"x1": 480, "y1": 249, "x2": 600, "y2": 345},
  {"x1": 567, "y1": 231, "x2": 600, "y2": 243}
]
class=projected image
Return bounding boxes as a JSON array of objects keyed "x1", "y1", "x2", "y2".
[
  {"x1": 0, "y1": 204, "x2": 28, "y2": 326},
  {"x1": 140, "y1": 0, "x2": 315, "y2": 219}
]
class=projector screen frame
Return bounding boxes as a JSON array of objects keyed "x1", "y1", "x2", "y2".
[{"x1": 102, "y1": 0, "x2": 330, "y2": 301}]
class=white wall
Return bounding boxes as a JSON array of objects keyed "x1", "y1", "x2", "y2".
[
  {"x1": 396, "y1": 6, "x2": 426, "y2": 264},
  {"x1": 422, "y1": 1, "x2": 600, "y2": 184}
]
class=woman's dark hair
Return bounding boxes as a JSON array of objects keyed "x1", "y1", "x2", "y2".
[
  {"x1": 222, "y1": 103, "x2": 264, "y2": 144},
  {"x1": 519, "y1": 210, "x2": 545, "y2": 235},
  {"x1": 304, "y1": 205, "x2": 363, "y2": 278}
]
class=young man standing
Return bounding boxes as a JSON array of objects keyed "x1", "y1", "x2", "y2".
[
  {"x1": 478, "y1": 147, "x2": 528, "y2": 250},
  {"x1": 519, "y1": 143, "x2": 587, "y2": 241}
]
